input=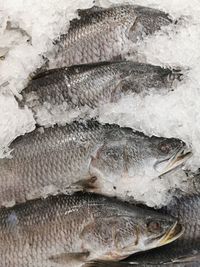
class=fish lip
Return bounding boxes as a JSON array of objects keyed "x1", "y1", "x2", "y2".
[
  {"x1": 154, "y1": 146, "x2": 192, "y2": 175},
  {"x1": 158, "y1": 221, "x2": 184, "y2": 247}
]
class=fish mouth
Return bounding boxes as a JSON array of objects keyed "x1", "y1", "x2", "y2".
[
  {"x1": 158, "y1": 221, "x2": 184, "y2": 247},
  {"x1": 154, "y1": 146, "x2": 192, "y2": 175}
]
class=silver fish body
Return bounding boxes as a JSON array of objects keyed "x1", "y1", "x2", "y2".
[
  {"x1": 0, "y1": 120, "x2": 190, "y2": 206},
  {"x1": 21, "y1": 61, "x2": 181, "y2": 126},
  {"x1": 0, "y1": 192, "x2": 182, "y2": 267},
  {"x1": 49, "y1": 5, "x2": 172, "y2": 67}
]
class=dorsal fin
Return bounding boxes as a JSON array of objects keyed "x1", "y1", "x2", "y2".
[
  {"x1": 32, "y1": 67, "x2": 67, "y2": 81},
  {"x1": 77, "y1": 6, "x2": 104, "y2": 17}
]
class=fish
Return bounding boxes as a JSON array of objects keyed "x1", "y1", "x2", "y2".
[
  {"x1": 0, "y1": 192, "x2": 183, "y2": 267},
  {"x1": 49, "y1": 5, "x2": 172, "y2": 67},
  {"x1": 124, "y1": 192, "x2": 200, "y2": 266},
  {"x1": 21, "y1": 61, "x2": 182, "y2": 126},
  {"x1": 0, "y1": 120, "x2": 191, "y2": 206}
]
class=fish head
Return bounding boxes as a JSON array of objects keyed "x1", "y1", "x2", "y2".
[
  {"x1": 83, "y1": 208, "x2": 183, "y2": 261},
  {"x1": 130, "y1": 210, "x2": 183, "y2": 253},
  {"x1": 124, "y1": 132, "x2": 191, "y2": 177},
  {"x1": 90, "y1": 128, "x2": 191, "y2": 181},
  {"x1": 129, "y1": 6, "x2": 172, "y2": 40},
  {"x1": 119, "y1": 62, "x2": 183, "y2": 95}
]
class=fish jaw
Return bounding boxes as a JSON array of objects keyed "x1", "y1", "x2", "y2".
[
  {"x1": 138, "y1": 221, "x2": 184, "y2": 254},
  {"x1": 154, "y1": 146, "x2": 192, "y2": 175},
  {"x1": 158, "y1": 221, "x2": 184, "y2": 246}
]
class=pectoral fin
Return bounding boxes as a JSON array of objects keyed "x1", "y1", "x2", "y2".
[
  {"x1": 31, "y1": 67, "x2": 66, "y2": 80},
  {"x1": 83, "y1": 262, "x2": 108, "y2": 267},
  {"x1": 49, "y1": 251, "x2": 90, "y2": 264},
  {"x1": 83, "y1": 261, "x2": 131, "y2": 267},
  {"x1": 69, "y1": 177, "x2": 98, "y2": 192}
]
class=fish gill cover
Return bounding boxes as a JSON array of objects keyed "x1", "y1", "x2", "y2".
[{"x1": 0, "y1": 0, "x2": 199, "y2": 207}]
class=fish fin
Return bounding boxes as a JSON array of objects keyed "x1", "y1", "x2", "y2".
[
  {"x1": 77, "y1": 6, "x2": 104, "y2": 17},
  {"x1": 112, "y1": 55, "x2": 124, "y2": 61},
  {"x1": 30, "y1": 59, "x2": 50, "y2": 79},
  {"x1": 83, "y1": 262, "x2": 109, "y2": 267},
  {"x1": 70, "y1": 177, "x2": 99, "y2": 192},
  {"x1": 31, "y1": 67, "x2": 66, "y2": 81},
  {"x1": 110, "y1": 80, "x2": 126, "y2": 102},
  {"x1": 58, "y1": 177, "x2": 99, "y2": 195},
  {"x1": 83, "y1": 261, "x2": 131, "y2": 267},
  {"x1": 83, "y1": 263, "x2": 104, "y2": 267},
  {"x1": 49, "y1": 251, "x2": 90, "y2": 264}
]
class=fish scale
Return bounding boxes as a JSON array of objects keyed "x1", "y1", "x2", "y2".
[
  {"x1": 0, "y1": 121, "x2": 105, "y2": 206},
  {"x1": 0, "y1": 120, "x2": 189, "y2": 207},
  {"x1": 21, "y1": 61, "x2": 181, "y2": 126},
  {"x1": 49, "y1": 5, "x2": 172, "y2": 68},
  {"x1": 0, "y1": 192, "x2": 182, "y2": 267}
]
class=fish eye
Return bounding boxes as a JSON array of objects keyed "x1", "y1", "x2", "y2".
[
  {"x1": 147, "y1": 221, "x2": 162, "y2": 233},
  {"x1": 158, "y1": 143, "x2": 172, "y2": 154}
]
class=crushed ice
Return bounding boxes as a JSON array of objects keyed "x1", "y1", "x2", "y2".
[{"x1": 0, "y1": 0, "x2": 199, "y2": 207}]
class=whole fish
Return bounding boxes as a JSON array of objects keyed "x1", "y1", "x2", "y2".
[
  {"x1": 21, "y1": 61, "x2": 182, "y2": 126},
  {"x1": 0, "y1": 120, "x2": 191, "y2": 206},
  {"x1": 0, "y1": 192, "x2": 183, "y2": 267},
  {"x1": 49, "y1": 5, "x2": 172, "y2": 67}
]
